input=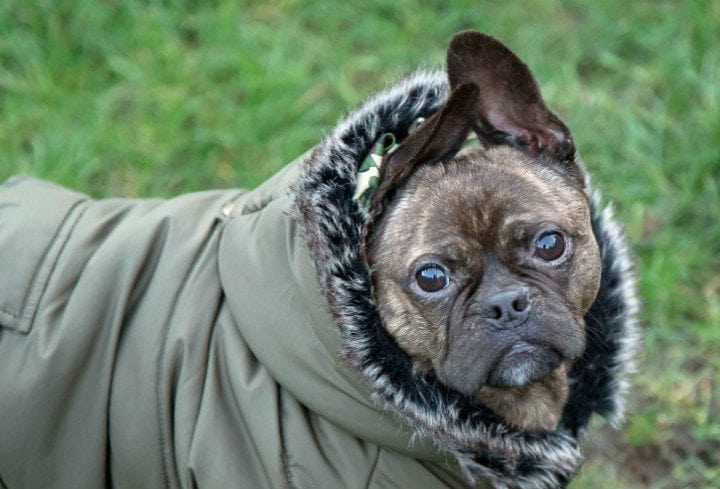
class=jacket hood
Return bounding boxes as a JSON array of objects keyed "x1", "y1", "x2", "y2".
[{"x1": 291, "y1": 70, "x2": 639, "y2": 489}]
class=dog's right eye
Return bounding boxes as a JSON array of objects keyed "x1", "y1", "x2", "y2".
[
  {"x1": 415, "y1": 264, "x2": 449, "y2": 293},
  {"x1": 534, "y1": 230, "x2": 566, "y2": 262}
]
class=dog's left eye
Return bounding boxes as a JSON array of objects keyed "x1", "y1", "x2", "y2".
[
  {"x1": 415, "y1": 264, "x2": 449, "y2": 292},
  {"x1": 534, "y1": 231, "x2": 566, "y2": 261}
]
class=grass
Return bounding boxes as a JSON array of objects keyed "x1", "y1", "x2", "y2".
[{"x1": 1, "y1": 1, "x2": 718, "y2": 487}]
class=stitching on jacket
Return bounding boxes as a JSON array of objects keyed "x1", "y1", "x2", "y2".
[
  {"x1": 278, "y1": 391, "x2": 299, "y2": 489},
  {"x1": 18, "y1": 200, "x2": 88, "y2": 329},
  {"x1": 2, "y1": 199, "x2": 88, "y2": 333},
  {"x1": 363, "y1": 448, "x2": 382, "y2": 489},
  {"x1": 155, "y1": 220, "x2": 224, "y2": 489}
]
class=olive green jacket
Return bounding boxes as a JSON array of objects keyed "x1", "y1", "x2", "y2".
[
  {"x1": 0, "y1": 70, "x2": 638, "y2": 489},
  {"x1": 0, "y1": 162, "x2": 470, "y2": 489}
]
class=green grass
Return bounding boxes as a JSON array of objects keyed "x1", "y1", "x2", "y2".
[{"x1": 1, "y1": 1, "x2": 718, "y2": 487}]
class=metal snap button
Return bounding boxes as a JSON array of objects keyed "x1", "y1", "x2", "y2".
[{"x1": 221, "y1": 201, "x2": 236, "y2": 217}]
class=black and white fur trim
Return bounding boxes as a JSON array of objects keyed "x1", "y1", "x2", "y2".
[{"x1": 291, "y1": 70, "x2": 639, "y2": 489}]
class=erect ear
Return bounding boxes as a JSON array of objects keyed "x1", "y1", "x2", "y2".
[
  {"x1": 367, "y1": 82, "x2": 479, "y2": 217},
  {"x1": 447, "y1": 30, "x2": 575, "y2": 163}
]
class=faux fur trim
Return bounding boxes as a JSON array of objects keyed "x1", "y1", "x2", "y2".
[{"x1": 291, "y1": 70, "x2": 639, "y2": 489}]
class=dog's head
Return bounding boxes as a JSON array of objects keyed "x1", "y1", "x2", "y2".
[{"x1": 366, "y1": 31, "x2": 601, "y2": 431}]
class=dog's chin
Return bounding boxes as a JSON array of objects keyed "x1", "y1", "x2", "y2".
[{"x1": 486, "y1": 342, "x2": 562, "y2": 389}]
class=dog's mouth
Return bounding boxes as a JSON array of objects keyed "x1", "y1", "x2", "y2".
[
  {"x1": 485, "y1": 342, "x2": 562, "y2": 388},
  {"x1": 436, "y1": 339, "x2": 564, "y2": 394},
  {"x1": 437, "y1": 311, "x2": 584, "y2": 395}
]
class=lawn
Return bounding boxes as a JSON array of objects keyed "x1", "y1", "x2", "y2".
[{"x1": 1, "y1": 1, "x2": 718, "y2": 487}]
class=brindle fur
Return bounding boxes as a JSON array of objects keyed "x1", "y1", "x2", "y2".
[{"x1": 366, "y1": 31, "x2": 602, "y2": 431}]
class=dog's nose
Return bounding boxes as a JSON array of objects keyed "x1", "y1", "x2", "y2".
[{"x1": 482, "y1": 288, "x2": 530, "y2": 328}]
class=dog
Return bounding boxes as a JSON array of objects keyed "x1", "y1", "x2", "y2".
[
  {"x1": 0, "y1": 30, "x2": 637, "y2": 489},
  {"x1": 366, "y1": 31, "x2": 601, "y2": 432}
]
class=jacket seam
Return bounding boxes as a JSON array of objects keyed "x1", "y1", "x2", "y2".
[
  {"x1": 155, "y1": 218, "x2": 225, "y2": 489},
  {"x1": 278, "y1": 390, "x2": 299, "y2": 489},
  {"x1": 364, "y1": 448, "x2": 382, "y2": 489},
  {"x1": 5, "y1": 199, "x2": 87, "y2": 333}
]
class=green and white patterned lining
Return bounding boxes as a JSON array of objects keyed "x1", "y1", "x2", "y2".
[{"x1": 353, "y1": 117, "x2": 481, "y2": 209}]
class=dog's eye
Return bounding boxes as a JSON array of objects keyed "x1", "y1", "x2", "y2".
[
  {"x1": 415, "y1": 264, "x2": 449, "y2": 292},
  {"x1": 534, "y1": 231, "x2": 566, "y2": 261}
]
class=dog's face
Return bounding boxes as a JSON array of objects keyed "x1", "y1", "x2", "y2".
[
  {"x1": 365, "y1": 31, "x2": 601, "y2": 431},
  {"x1": 369, "y1": 146, "x2": 600, "y2": 430}
]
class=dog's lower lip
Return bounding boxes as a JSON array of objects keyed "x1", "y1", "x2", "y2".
[
  {"x1": 486, "y1": 342, "x2": 561, "y2": 388},
  {"x1": 509, "y1": 342, "x2": 538, "y2": 355}
]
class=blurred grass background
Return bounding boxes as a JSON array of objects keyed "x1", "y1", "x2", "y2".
[{"x1": 1, "y1": 0, "x2": 718, "y2": 487}]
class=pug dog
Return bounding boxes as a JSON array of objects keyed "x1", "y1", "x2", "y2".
[{"x1": 366, "y1": 31, "x2": 601, "y2": 432}]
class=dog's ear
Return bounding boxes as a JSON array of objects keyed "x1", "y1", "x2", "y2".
[
  {"x1": 447, "y1": 30, "x2": 575, "y2": 163},
  {"x1": 368, "y1": 82, "x2": 479, "y2": 216}
]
